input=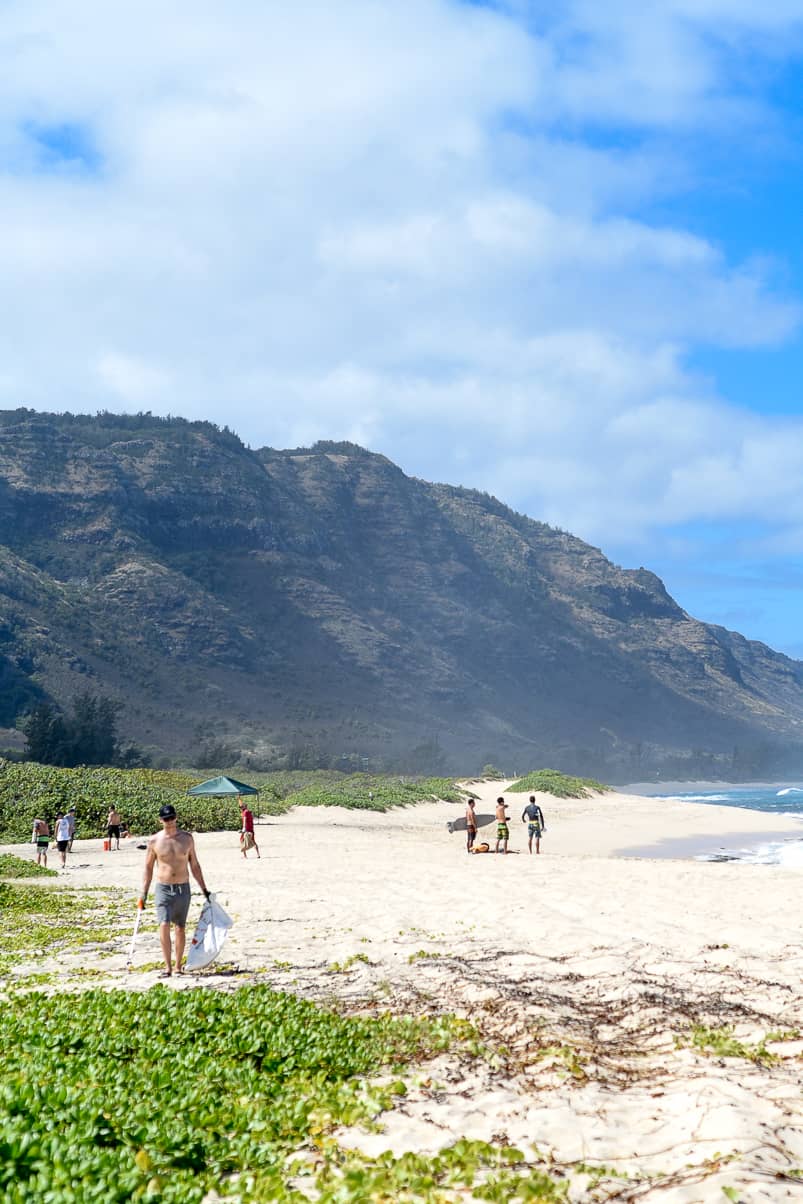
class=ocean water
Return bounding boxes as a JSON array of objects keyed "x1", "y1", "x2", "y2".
[{"x1": 659, "y1": 785, "x2": 803, "y2": 866}]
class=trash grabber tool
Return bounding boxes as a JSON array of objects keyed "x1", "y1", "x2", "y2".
[{"x1": 126, "y1": 897, "x2": 144, "y2": 970}]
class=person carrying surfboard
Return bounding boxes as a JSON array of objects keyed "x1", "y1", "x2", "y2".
[
  {"x1": 138, "y1": 803, "x2": 211, "y2": 978},
  {"x1": 465, "y1": 798, "x2": 477, "y2": 853}
]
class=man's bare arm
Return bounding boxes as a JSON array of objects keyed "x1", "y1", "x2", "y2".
[{"x1": 188, "y1": 837, "x2": 210, "y2": 898}]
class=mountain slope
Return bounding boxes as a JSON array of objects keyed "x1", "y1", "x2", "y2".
[{"x1": 1, "y1": 408, "x2": 802, "y2": 777}]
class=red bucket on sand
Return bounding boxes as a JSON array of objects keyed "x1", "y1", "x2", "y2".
[{"x1": 103, "y1": 839, "x2": 110, "y2": 852}]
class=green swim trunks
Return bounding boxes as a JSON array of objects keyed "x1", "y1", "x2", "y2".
[
  {"x1": 528, "y1": 822, "x2": 542, "y2": 838},
  {"x1": 497, "y1": 823, "x2": 509, "y2": 840}
]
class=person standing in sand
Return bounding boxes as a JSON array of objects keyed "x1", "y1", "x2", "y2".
[
  {"x1": 139, "y1": 803, "x2": 211, "y2": 978},
  {"x1": 521, "y1": 795, "x2": 546, "y2": 855},
  {"x1": 465, "y1": 798, "x2": 478, "y2": 853},
  {"x1": 54, "y1": 812, "x2": 71, "y2": 869},
  {"x1": 106, "y1": 807, "x2": 122, "y2": 850},
  {"x1": 239, "y1": 798, "x2": 260, "y2": 859},
  {"x1": 495, "y1": 796, "x2": 510, "y2": 854},
  {"x1": 32, "y1": 818, "x2": 50, "y2": 866}
]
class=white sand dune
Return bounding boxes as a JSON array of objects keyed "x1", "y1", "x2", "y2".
[{"x1": 6, "y1": 783, "x2": 803, "y2": 1200}]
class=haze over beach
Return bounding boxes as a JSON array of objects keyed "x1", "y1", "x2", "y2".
[{"x1": 2, "y1": 1, "x2": 803, "y2": 1201}]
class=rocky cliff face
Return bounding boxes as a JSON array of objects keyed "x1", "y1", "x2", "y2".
[{"x1": 2, "y1": 409, "x2": 802, "y2": 777}]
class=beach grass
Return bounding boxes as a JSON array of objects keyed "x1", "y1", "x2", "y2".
[
  {"x1": 507, "y1": 769, "x2": 609, "y2": 797},
  {"x1": 265, "y1": 772, "x2": 464, "y2": 812}
]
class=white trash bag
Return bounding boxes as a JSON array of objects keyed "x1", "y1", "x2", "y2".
[{"x1": 185, "y1": 894, "x2": 234, "y2": 971}]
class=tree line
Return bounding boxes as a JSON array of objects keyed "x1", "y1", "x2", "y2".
[{"x1": 22, "y1": 692, "x2": 147, "y2": 768}]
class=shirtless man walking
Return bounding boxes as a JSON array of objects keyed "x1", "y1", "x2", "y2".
[
  {"x1": 32, "y1": 817, "x2": 50, "y2": 866},
  {"x1": 139, "y1": 803, "x2": 211, "y2": 978},
  {"x1": 106, "y1": 807, "x2": 123, "y2": 850}
]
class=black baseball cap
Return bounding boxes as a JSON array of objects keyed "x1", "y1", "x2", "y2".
[{"x1": 158, "y1": 804, "x2": 177, "y2": 821}]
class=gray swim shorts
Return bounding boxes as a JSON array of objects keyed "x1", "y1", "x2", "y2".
[{"x1": 154, "y1": 882, "x2": 192, "y2": 927}]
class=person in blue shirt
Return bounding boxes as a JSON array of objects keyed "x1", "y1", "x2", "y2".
[{"x1": 521, "y1": 796, "x2": 546, "y2": 855}]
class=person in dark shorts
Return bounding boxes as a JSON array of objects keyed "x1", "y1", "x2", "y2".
[
  {"x1": 54, "y1": 812, "x2": 71, "y2": 869},
  {"x1": 32, "y1": 818, "x2": 50, "y2": 867},
  {"x1": 465, "y1": 798, "x2": 477, "y2": 853},
  {"x1": 106, "y1": 807, "x2": 122, "y2": 850},
  {"x1": 521, "y1": 795, "x2": 546, "y2": 855},
  {"x1": 495, "y1": 797, "x2": 510, "y2": 855},
  {"x1": 139, "y1": 804, "x2": 211, "y2": 977}
]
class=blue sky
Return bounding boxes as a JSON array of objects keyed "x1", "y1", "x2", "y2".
[{"x1": 2, "y1": 1, "x2": 803, "y2": 655}]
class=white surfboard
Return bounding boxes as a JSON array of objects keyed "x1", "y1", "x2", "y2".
[{"x1": 185, "y1": 895, "x2": 234, "y2": 971}]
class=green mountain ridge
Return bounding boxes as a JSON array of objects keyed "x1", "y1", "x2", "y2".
[{"x1": 1, "y1": 407, "x2": 802, "y2": 778}]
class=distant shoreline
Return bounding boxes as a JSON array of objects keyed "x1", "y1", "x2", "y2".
[{"x1": 619, "y1": 778, "x2": 803, "y2": 796}]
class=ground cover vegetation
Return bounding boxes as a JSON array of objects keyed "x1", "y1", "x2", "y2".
[
  {"x1": 0, "y1": 764, "x2": 464, "y2": 842},
  {"x1": 508, "y1": 769, "x2": 609, "y2": 798},
  {"x1": 0, "y1": 757, "x2": 608, "y2": 847},
  {"x1": 0, "y1": 853, "x2": 56, "y2": 878},
  {"x1": 0, "y1": 985, "x2": 569, "y2": 1202},
  {"x1": 0, "y1": 762, "x2": 240, "y2": 842},
  {"x1": 255, "y1": 772, "x2": 464, "y2": 812},
  {"x1": 0, "y1": 880, "x2": 126, "y2": 980}
]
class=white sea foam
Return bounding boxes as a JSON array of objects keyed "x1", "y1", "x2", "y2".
[
  {"x1": 776, "y1": 787, "x2": 803, "y2": 796},
  {"x1": 697, "y1": 838, "x2": 803, "y2": 867},
  {"x1": 776, "y1": 841, "x2": 803, "y2": 868},
  {"x1": 671, "y1": 793, "x2": 732, "y2": 803}
]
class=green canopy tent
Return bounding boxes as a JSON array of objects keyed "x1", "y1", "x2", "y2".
[{"x1": 187, "y1": 775, "x2": 259, "y2": 797}]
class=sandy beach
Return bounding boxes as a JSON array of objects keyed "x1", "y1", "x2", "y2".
[{"x1": 5, "y1": 783, "x2": 803, "y2": 1200}]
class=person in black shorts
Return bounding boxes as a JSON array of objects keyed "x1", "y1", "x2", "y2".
[
  {"x1": 465, "y1": 798, "x2": 477, "y2": 853},
  {"x1": 106, "y1": 807, "x2": 122, "y2": 850},
  {"x1": 54, "y1": 812, "x2": 71, "y2": 869}
]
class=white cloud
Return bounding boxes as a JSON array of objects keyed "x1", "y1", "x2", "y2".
[
  {"x1": 0, "y1": 0, "x2": 802, "y2": 568},
  {"x1": 95, "y1": 352, "x2": 172, "y2": 404}
]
